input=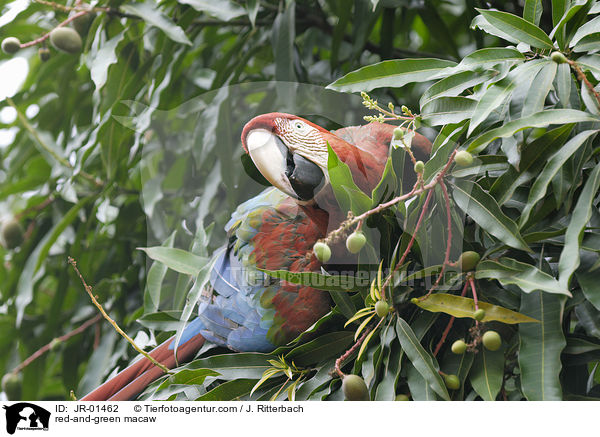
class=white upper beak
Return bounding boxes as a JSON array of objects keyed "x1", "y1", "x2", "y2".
[{"x1": 246, "y1": 129, "x2": 296, "y2": 198}]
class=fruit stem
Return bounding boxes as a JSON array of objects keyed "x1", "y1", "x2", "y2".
[
  {"x1": 568, "y1": 60, "x2": 600, "y2": 110},
  {"x1": 18, "y1": 10, "x2": 88, "y2": 49},
  {"x1": 433, "y1": 280, "x2": 469, "y2": 357},
  {"x1": 334, "y1": 326, "x2": 373, "y2": 378}
]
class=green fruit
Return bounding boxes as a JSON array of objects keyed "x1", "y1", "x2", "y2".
[
  {"x1": 474, "y1": 308, "x2": 486, "y2": 321},
  {"x1": 346, "y1": 231, "x2": 366, "y2": 254},
  {"x1": 2, "y1": 37, "x2": 21, "y2": 54},
  {"x1": 1, "y1": 219, "x2": 23, "y2": 249},
  {"x1": 551, "y1": 51, "x2": 567, "y2": 64},
  {"x1": 393, "y1": 127, "x2": 404, "y2": 140},
  {"x1": 38, "y1": 47, "x2": 50, "y2": 62},
  {"x1": 395, "y1": 394, "x2": 410, "y2": 401},
  {"x1": 482, "y1": 330, "x2": 502, "y2": 351},
  {"x1": 451, "y1": 339, "x2": 467, "y2": 354},
  {"x1": 313, "y1": 242, "x2": 331, "y2": 263},
  {"x1": 444, "y1": 374, "x2": 460, "y2": 390},
  {"x1": 375, "y1": 300, "x2": 389, "y2": 318},
  {"x1": 454, "y1": 150, "x2": 473, "y2": 167},
  {"x1": 414, "y1": 160, "x2": 424, "y2": 174},
  {"x1": 342, "y1": 374, "x2": 369, "y2": 401},
  {"x1": 458, "y1": 251, "x2": 480, "y2": 271},
  {"x1": 2, "y1": 373, "x2": 22, "y2": 400},
  {"x1": 49, "y1": 27, "x2": 82, "y2": 54},
  {"x1": 72, "y1": 11, "x2": 96, "y2": 36}
]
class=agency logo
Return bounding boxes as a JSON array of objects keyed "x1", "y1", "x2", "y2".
[{"x1": 3, "y1": 403, "x2": 50, "y2": 435}]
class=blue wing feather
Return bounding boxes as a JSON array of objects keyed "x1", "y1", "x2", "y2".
[{"x1": 172, "y1": 188, "x2": 287, "y2": 353}]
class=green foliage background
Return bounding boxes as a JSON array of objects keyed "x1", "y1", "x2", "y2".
[{"x1": 0, "y1": 0, "x2": 599, "y2": 401}]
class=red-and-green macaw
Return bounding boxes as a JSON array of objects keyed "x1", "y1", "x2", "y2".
[{"x1": 81, "y1": 113, "x2": 431, "y2": 401}]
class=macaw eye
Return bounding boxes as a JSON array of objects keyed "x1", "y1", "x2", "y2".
[{"x1": 294, "y1": 122, "x2": 304, "y2": 130}]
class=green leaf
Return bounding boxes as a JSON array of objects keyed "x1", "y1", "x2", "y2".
[
  {"x1": 196, "y1": 379, "x2": 258, "y2": 401},
  {"x1": 475, "y1": 8, "x2": 554, "y2": 49},
  {"x1": 523, "y1": 0, "x2": 543, "y2": 25},
  {"x1": 550, "y1": 0, "x2": 588, "y2": 49},
  {"x1": 88, "y1": 31, "x2": 125, "y2": 91},
  {"x1": 519, "y1": 130, "x2": 597, "y2": 227},
  {"x1": 476, "y1": 258, "x2": 571, "y2": 297},
  {"x1": 519, "y1": 291, "x2": 566, "y2": 400},
  {"x1": 185, "y1": 353, "x2": 275, "y2": 380},
  {"x1": 412, "y1": 293, "x2": 539, "y2": 324},
  {"x1": 420, "y1": 70, "x2": 495, "y2": 107},
  {"x1": 467, "y1": 109, "x2": 599, "y2": 153},
  {"x1": 176, "y1": 0, "x2": 246, "y2": 20},
  {"x1": 144, "y1": 233, "x2": 176, "y2": 312},
  {"x1": 576, "y1": 255, "x2": 600, "y2": 310},
  {"x1": 576, "y1": 55, "x2": 600, "y2": 80},
  {"x1": 572, "y1": 32, "x2": 600, "y2": 52},
  {"x1": 455, "y1": 47, "x2": 525, "y2": 71},
  {"x1": 138, "y1": 247, "x2": 207, "y2": 276},
  {"x1": 371, "y1": 157, "x2": 397, "y2": 205},
  {"x1": 327, "y1": 58, "x2": 457, "y2": 92},
  {"x1": 521, "y1": 62, "x2": 557, "y2": 117},
  {"x1": 395, "y1": 317, "x2": 450, "y2": 400},
  {"x1": 286, "y1": 332, "x2": 354, "y2": 366},
  {"x1": 451, "y1": 180, "x2": 531, "y2": 252},
  {"x1": 121, "y1": 2, "x2": 191, "y2": 45},
  {"x1": 489, "y1": 124, "x2": 573, "y2": 205},
  {"x1": 470, "y1": 346, "x2": 504, "y2": 401},
  {"x1": 259, "y1": 269, "x2": 361, "y2": 293},
  {"x1": 159, "y1": 369, "x2": 220, "y2": 389},
  {"x1": 570, "y1": 14, "x2": 600, "y2": 46},
  {"x1": 558, "y1": 164, "x2": 600, "y2": 289},
  {"x1": 471, "y1": 15, "x2": 521, "y2": 45},
  {"x1": 327, "y1": 142, "x2": 371, "y2": 213},
  {"x1": 271, "y1": 1, "x2": 296, "y2": 82},
  {"x1": 421, "y1": 96, "x2": 477, "y2": 126}
]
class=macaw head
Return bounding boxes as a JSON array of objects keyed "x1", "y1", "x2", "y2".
[{"x1": 241, "y1": 113, "x2": 332, "y2": 204}]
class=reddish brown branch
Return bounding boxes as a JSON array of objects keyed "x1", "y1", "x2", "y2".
[
  {"x1": 9, "y1": 314, "x2": 102, "y2": 375},
  {"x1": 433, "y1": 281, "x2": 469, "y2": 357},
  {"x1": 569, "y1": 60, "x2": 600, "y2": 109},
  {"x1": 334, "y1": 327, "x2": 373, "y2": 378}
]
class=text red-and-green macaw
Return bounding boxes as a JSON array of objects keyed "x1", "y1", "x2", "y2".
[{"x1": 81, "y1": 113, "x2": 431, "y2": 401}]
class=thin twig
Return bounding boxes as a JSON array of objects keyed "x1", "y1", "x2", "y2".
[
  {"x1": 569, "y1": 60, "x2": 600, "y2": 109},
  {"x1": 381, "y1": 188, "x2": 434, "y2": 298},
  {"x1": 421, "y1": 180, "x2": 453, "y2": 300},
  {"x1": 68, "y1": 256, "x2": 171, "y2": 373},
  {"x1": 433, "y1": 281, "x2": 469, "y2": 357},
  {"x1": 19, "y1": 10, "x2": 89, "y2": 48},
  {"x1": 10, "y1": 314, "x2": 102, "y2": 375},
  {"x1": 334, "y1": 326, "x2": 373, "y2": 378}
]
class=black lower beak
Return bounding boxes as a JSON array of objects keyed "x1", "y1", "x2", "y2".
[{"x1": 285, "y1": 151, "x2": 325, "y2": 201}]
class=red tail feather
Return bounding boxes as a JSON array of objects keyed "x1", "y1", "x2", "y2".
[{"x1": 80, "y1": 334, "x2": 206, "y2": 401}]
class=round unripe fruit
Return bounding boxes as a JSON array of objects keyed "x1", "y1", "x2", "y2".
[
  {"x1": 414, "y1": 160, "x2": 424, "y2": 174},
  {"x1": 458, "y1": 251, "x2": 480, "y2": 271},
  {"x1": 393, "y1": 127, "x2": 404, "y2": 140},
  {"x1": 313, "y1": 242, "x2": 331, "y2": 263},
  {"x1": 342, "y1": 374, "x2": 369, "y2": 401},
  {"x1": 346, "y1": 231, "x2": 366, "y2": 254},
  {"x1": 2, "y1": 373, "x2": 22, "y2": 400},
  {"x1": 474, "y1": 308, "x2": 486, "y2": 321},
  {"x1": 482, "y1": 331, "x2": 502, "y2": 351},
  {"x1": 50, "y1": 27, "x2": 82, "y2": 54},
  {"x1": 2, "y1": 37, "x2": 21, "y2": 54},
  {"x1": 444, "y1": 374, "x2": 460, "y2": 390},
  {"x1": 551, "y1": 51, "x2": 567, "y2": 64},
  {"x1": 1, "y1": 219, "x2": 23, "y2": 249},
  {"x1": 451, "y1": 339, "x2": 467, "y2": 354},
  {"x1": 454, "y1": 150, "x2": 473, "y2": 167},
  {"x1": 395, "y1": 394, "x2": 410, "y2": 401},
  {"x1": 375, "y1": 300, "x2": 390, "y2": 318},
  {"x1": 38, "y1": 47, "x2": 50, "y2": 62},
  {"x1": 72, "y1": 11, "x2": 96, "y2": 36}
]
